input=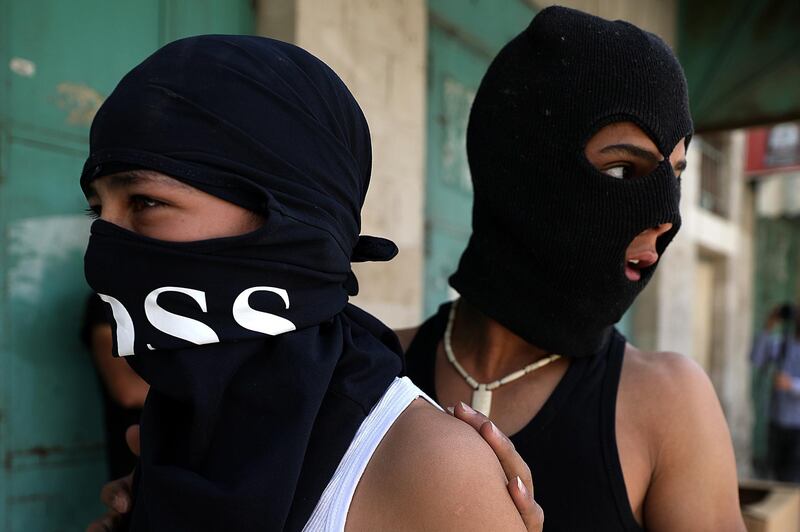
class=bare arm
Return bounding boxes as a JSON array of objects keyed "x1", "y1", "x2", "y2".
[
  {"x1": 640, "y1": 353, "x2": 744, "y2": 531},
  {"x1": 450, "y1": 403, "x2": 544, "y2": 530},
  {"x1": 85, "y1": 405, "x2": 544, "y2": 532},
  {"x1": 90, "y1": 325, "x2": 149, "y2": 409},
  {"x1": 348, "y1": 401, "x2": 531, "y2": 531}
]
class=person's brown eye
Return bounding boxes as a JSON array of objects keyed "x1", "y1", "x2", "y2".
[{"x1": 131, "y1": 195, "x2": 166, "y2": 211}]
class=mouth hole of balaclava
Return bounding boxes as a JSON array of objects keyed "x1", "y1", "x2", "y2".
[{"x1": 577, "y1": 118, "x2": 682, "y2": 284}]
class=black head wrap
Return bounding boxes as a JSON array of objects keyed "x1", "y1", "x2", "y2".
[
  {"x1": 451, "y1": 7, "x2": 693, "y2": 357},
  {"x1": 80, "y1": 35, "x2": 402, "y2": 531}
]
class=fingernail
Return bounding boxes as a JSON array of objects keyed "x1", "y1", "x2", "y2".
[
  {"x1": 516, "y1": 476, "x2": 527, "y2": 497},
  {"x1": 459, "y1": 401, "x2": 476, "y2": 414},
  {"x1": 446, "y1": 406, "x2": 454, "y2": 415},
  {"x1": 490, "y1": 421, "x2": 502, "y2": 438}
]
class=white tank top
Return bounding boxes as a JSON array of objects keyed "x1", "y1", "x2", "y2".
[{"x1": 302, "y1": 376, "x2": 439, "y2": 532}]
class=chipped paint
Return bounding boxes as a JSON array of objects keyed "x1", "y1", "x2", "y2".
[
  {"x1": 9, "y1": 57, "x2": 36, "y2": 77},
  {"x1": 7, "y1": 215, "x2": 91, "y2": 305},
  {"x1": 5, "y1": 442, "x2": 105, "y2": 471},
  {"x1": 56, "y1": 82, "x2": 104, "y2": 126}
]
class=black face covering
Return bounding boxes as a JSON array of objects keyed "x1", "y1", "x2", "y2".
[
  {"x1": 450, "y1": 6, "x2": 693, "y2": 357},
  {"x1": 81, "y1": 35, "x2": 402, "y2": 531}
]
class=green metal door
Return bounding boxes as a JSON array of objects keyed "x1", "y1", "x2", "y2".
[
  {"x1": 0, "y1": 2, "x2": 252, "y2": 529},
  {"x1": 424, "y1": 0, "x2": 536, "y2": 317}
]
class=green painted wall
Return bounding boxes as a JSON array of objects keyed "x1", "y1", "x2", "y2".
[
  {"x1": 0, "y1": 2, "x2": 253, "y2": 529},
  {"x1": 424, "y1": 0, "x2": 536, "y2": 318}
]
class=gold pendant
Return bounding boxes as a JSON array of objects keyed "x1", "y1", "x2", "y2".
[{"x1": 471, "y1": 385, "x2": 492, "y2": 417}]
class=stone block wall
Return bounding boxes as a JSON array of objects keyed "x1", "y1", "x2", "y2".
[{"x1": 258, "y1": 0, "x2": 427, "y2": 328}]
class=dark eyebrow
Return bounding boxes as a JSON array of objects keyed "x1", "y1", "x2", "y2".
[
  {"x1": 599, "y1": 143, "x2": 661, "y2": 164},
  {"x1": 106, "y1": 171, "x2": 173, "y2": 189},
  {"x1": 85, "y1": 171, "x2": 191, "y2": 199}
]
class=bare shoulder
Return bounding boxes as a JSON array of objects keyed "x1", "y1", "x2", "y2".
[
  {"x1": 622, "y1": 344, "x2": 708, "y2": 387},
  {"x1": 621, "y1": 346, "x2": 715, "y2": 415},
  {"x1": 619, "y1": 346, "x2": 725, "y2": 474},
  {"x1": 347, "y1": 399, "x2": 525, "y2": 532},
  {"x1": 620, "y1": 345, "x2": 744, "y2": 531},
  {"x1": 394, "y1": 326, "x2": 420, "y2": 353},
  {"x1": 620, "y1": 346, "x2": 728, "y2": 444}
]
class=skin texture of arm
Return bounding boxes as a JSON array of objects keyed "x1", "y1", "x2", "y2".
[
  {"x1": 619, "y1": 348, "x2": 745, "y2": 531},
  {"x1": 90, "y1": 325, "x2": 149, "y2": 409},
  {"x1": 86, "y1": 407, "x2": 543, "y2": 532},
  {"x1": 346, "y1": 399, "x2": 529, "y2": 531}
]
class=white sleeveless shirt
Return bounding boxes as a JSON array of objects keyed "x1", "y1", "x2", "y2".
[{"x1": 302, "y1": 376, "x2": 439, "y2": 532}]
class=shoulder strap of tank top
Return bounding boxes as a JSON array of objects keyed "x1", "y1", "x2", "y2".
[
  {"x1": 302, "y1": 377, "x2": 438, "y2": 532},
  {"x1": 599, "y1": 330, "x2": 644, "y2": 531},
  {"x1": 402, "y1": 303, "x2": 451, "y2": 398}
]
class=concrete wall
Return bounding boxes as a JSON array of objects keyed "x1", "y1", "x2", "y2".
[
  {"x1": 257, "y1": 0, "x2": 427, "y2": 329},
  {"x1": 714, "y1": 132, "x2": 755, "y2": 474}
]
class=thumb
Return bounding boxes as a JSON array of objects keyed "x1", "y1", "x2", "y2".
[{"x1": 125, "y1": 424, "x2": 141, "y2": 457}]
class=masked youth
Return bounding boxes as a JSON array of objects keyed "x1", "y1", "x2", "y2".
[
  {"x1": 80, "y1": 35, "x2": 540, "y2": 532},
  {"x1": 402, "y1": 7, "x2": 744, "y2": 531}
]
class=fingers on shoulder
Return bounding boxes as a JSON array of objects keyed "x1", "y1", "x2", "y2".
[{"x1": 394, "y1": 411, "x2": 525, "y2": 530}]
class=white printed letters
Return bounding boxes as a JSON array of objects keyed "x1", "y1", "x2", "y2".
[{"x1": 98, "y1": 285, "x2": 296, "y2": 355}]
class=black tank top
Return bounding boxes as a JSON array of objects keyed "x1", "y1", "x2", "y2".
[{"x1": 404, "y1": 303, "x2": 643, "y2": 532}]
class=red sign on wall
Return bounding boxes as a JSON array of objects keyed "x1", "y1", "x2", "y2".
[{"x1": 746, "y1": 122, "x2": 800, "y2": 175}]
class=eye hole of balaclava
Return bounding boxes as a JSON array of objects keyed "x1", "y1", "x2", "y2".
[{"x1": 578, "y1": 119, "x2": 684, "y2": 275}]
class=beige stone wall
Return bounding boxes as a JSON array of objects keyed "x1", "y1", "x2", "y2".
[
  {"x1": 633, "y1": 131, "x2": 755, "y2": 474},
  {"x1": 257, "y1": 0, "x2": 427, "y2": 328},
  {"x1": 721, "y1": 131, "x2": 755, "y2": 475},
  {"x1": 532, "y1": 0, "x2": 677, "y2": 46}
]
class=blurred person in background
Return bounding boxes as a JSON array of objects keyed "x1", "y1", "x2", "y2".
[
  {"x1": 82, "y1": 293, "x2": 148, "y2": 479},
  {"x1": 751, "y1": 302, "x2": 800, "y2": 482}
]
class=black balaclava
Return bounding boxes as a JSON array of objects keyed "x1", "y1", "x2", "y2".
[
  {"x1": 450, "y1": 6, "x2": 693, "y2": 357},
  {"x1": 80, "y1": 35, "x2": 402, "y2": 531}
]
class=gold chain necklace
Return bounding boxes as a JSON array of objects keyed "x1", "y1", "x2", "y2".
[{"x1": 444, "y1": 299, "x2": 561, "y2": 416}]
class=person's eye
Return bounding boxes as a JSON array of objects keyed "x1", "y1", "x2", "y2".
[
  {"x1": 131, "y1": 195, "x2": 166, "y2": 211},
  {"x1": 602, "y1": 165, "x2": 633, "y2": 179},
  {"x1": 84, "y1": 205, "x2": 101, "y2": 219}
]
